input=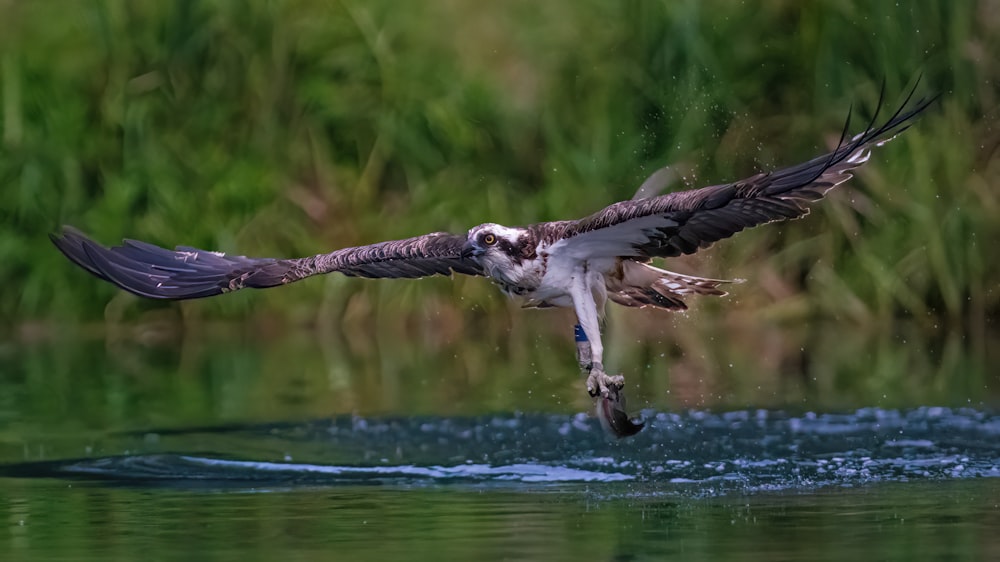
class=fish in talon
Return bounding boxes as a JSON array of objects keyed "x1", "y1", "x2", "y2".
[{"x1": 596, "y1": 388, "x2": 645, "y2": 438}]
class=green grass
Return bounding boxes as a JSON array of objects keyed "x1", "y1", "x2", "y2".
[{"x1": 1, "y1": 0, "x2": 996, "y2": 352}]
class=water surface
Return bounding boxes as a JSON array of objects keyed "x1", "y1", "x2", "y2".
[{"x1": 1, "y1": 330, "x2": 997, "y2": 560}]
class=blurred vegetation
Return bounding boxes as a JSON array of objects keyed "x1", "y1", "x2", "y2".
[{"x1": 0, "y1": 1, "x2": 996, "y2": 380}]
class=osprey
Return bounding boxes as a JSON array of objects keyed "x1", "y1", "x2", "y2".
[{"x1": 52, "y1": 87, "x2": 933, "y2": 438}]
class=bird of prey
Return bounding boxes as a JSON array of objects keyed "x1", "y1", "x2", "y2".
[{"x1": 52, "y1": 86, "x2": 934, "y2": 438}]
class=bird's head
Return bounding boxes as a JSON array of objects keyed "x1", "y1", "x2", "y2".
[{"x1": 463, "y1": 223, "x2": 537, "y2": 283}]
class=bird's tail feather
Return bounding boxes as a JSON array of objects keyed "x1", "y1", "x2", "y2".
[{"x1": 606, "y1": 260, "x2": 735, "y2": 310}]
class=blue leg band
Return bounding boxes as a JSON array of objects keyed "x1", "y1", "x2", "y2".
[{"x1": 574, "y1": 324, "x2": 589, "y2": 342}]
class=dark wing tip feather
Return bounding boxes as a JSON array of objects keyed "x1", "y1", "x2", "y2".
[
  {"x1": 52, "y1": 226, "x2": 483, "y2": 300},
  {"x1": 50, "y1": 227, "x2": 112, "y2": 283},
  {"x1": 763, "y1": 83, "x2": 936, "y2": 198},
  {"x1": 50, "y1": 226, "x2": 290, "y2": 300},
  {"x1": 561, "y1": 84, "x2": 935, "y2": 260}
]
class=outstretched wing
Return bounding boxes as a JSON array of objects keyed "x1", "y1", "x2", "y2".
[
  {"x1": 50, "y1": 226, "x2": 484, "y2": 300},
  {"x1": 554, "y1": 84, "x2": 937, "y2": 260}
]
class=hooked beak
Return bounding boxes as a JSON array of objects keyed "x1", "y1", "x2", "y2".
[{"x1": 461, "y1": 241, "x2": 483, "y2": 260}]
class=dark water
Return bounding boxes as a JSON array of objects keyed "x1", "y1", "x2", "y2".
[
  {"x1": 4, "y1": 409, "x2": 1000, "y2": 561},
  {"x1": 1, "y1": 332, "x2": 998, "y2": 560},
  {"x1": 5, "y1": 408, "x2": 1000, "y2": 489}
]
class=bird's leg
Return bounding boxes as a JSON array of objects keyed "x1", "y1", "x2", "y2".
[
  {"x1": 572, "y1": 323, "x2": 621, "y2": 397},
  {"x1": 570, "y1": 271, "x2": 644, "y2": 438},
  {"x1": 574, "y1": 324, "x2": 592, "y2": 371},
  {"x1": 569, "y1": 273, "x2": 623, "y2": 398}
]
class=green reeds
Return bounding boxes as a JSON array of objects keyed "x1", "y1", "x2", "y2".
[{"x1": 0, "y1": 0, "x2": 995, "y2": 350}]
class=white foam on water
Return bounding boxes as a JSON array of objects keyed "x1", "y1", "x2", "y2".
[{"x1": 181, "y1": 456, "x2": 633, "y2": 483}]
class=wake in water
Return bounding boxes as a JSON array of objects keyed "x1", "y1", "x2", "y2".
[{"x1": 2, "y1": 407, "x2": 998, "y2": 495}]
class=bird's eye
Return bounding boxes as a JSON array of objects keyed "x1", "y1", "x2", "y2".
[{"x1": 484, "y1": 233, "x2": 497, "y2": 245}]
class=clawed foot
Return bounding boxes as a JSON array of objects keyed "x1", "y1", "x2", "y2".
[
  {"x1": 585, "y1": 363, "x2": 624, "y2": 399},
  {"x1": 583, "y1": 363, "x2": 644, "y2": 438}
]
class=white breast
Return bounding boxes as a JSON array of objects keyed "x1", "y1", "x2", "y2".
[{"x1": 520, "y1": 242, "x2": 617, "y2": 309}]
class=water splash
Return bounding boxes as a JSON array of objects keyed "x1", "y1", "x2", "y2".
[
  {"x1": 3, "y1": 407, "x2": 997, "y2": 494},
  {"x1": 44, "y1": 455, "x2": 631, "y2": 485}
]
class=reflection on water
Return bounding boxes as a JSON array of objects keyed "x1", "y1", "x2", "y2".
[
  {"x1": 3, "y1": 408, "x2": 1000, "y2": 561},
  {"x1": 3, "y1": 476, "x2": 995, "y2": 562},
  {"x1": 0, "y1": 322, "x2": 997, "y2": 560},
  {"x1": 2, "y1": 313, "x2": 996, "y2": 433}
]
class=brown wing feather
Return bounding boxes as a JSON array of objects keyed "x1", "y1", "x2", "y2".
[
  {"x1": 50, "y1": 227, "x2": 483, "y2": 301},
  {"x1": 315, "y1": 234, "x2": 483, "y2": 279},
  {"x1": 561, "y1": 85, "x2": 936, "y2": 259}
]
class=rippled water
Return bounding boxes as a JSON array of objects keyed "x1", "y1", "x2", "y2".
[
  {"x1": 3, "y1": 408, "x2": 1000, "y2": 561},
  {"x1": 4, "y1": 407, "x2": 999, "y2": 492},
  {"x1": 2, "y1": 334, "x2": 998, "y2": 560}
]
